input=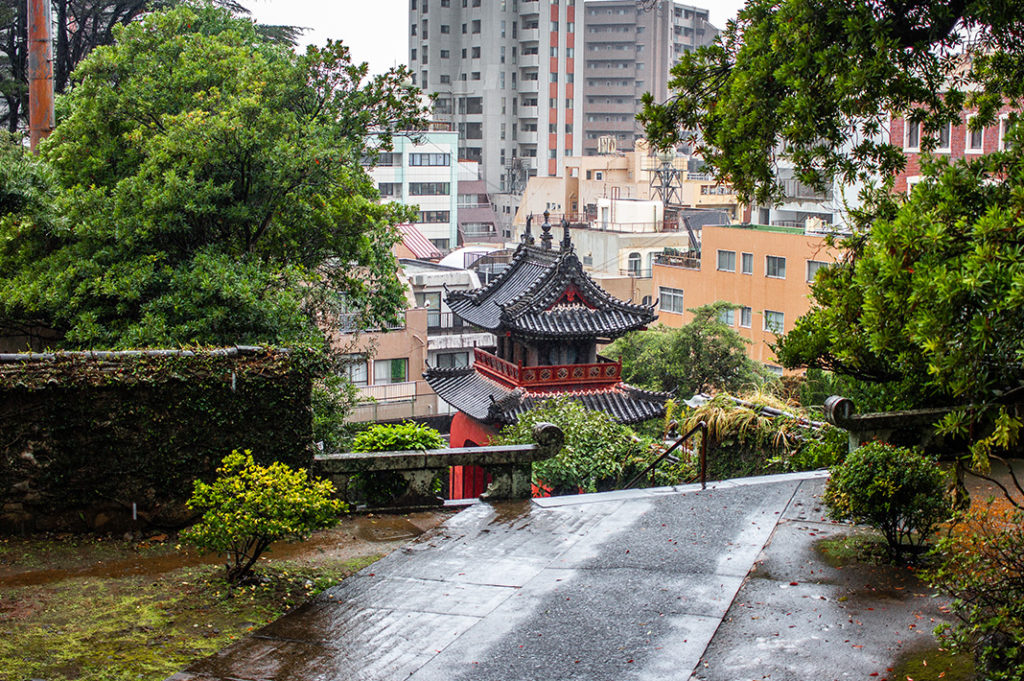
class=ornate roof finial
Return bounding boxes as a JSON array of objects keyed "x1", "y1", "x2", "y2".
[
  {"x1": 523, "y1": 215, "x2": 535, "y2": 245},
  {"x1": 560, "y1": 218, "x2": 571, "y2": 251},
  {"x1": 541, "y1": 210, "x2": 553, "y2": 250}
]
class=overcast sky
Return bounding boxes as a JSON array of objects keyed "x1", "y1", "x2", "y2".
[{"x1": 241, "y1": 0, "x2": 747, "y2": 74}]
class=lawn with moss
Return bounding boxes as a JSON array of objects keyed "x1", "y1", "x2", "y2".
[{"x1": 0, "y1": 537, "x2": 382, "y2": 681}]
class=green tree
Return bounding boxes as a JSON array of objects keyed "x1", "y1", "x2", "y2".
[
  {"x1": 606, "y1": 302, "x2": 767, "y2": 397},
  {"x1": 641, "y1": 0, "x2": 1024, "y2": 444},
  {"x1": 493, "y1": 397, "x2": 686, "y2": 495},
  {"x1": 180, "y1": 449, "x2": 344, "y2": 584},
  {"x1": 639, "y1": 0, "x2": 1023, "y2": 204},
  {"x1": 0, "y1": 3, "x2": 425, "y2": 350}
]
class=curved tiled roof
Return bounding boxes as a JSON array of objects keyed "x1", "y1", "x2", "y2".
[
  {"x1": 424, "y1": 365, "x2": 669, "y2": 425},
  {"x1": 446, "y1": 242, "x2": 656, "y2": 339}
]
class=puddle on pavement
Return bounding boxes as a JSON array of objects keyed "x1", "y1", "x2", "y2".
[
  {"x1": 1, "y1": 511, "x2": 448, "y2": 588},
  {"x1": 351, "y1": 515, "x2": 427, "y2": 543},
  {"x1": 486, "y1": 499, "x2": 533, "y2": 527}
]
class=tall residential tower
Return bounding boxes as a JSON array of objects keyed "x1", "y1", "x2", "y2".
[
  {"x1": 582, "y1": 0, "x2": 718, "y2": 155},
  {"x1": 409, "y1": 0, "x2": 584, "y2": 194}
]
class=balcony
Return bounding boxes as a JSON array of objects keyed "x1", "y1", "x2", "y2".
[
  {"x1": 473, "y1": 348, "x2": 622, "y2": 389},
  {"x1": 427, "y1": 311, "x2": 473, "y2": 335},
  {"x1": 782, "y1": 178, "x2": 833, "y2": 202},
  {"x1": 357, "y1": 381, "x2": 416, "y2": 402},
  {"x1": 518, "y1": 77, "x2": 540, "y2": 93},
  {"x1": 337, "y1": 311, "x2": 407, "y2": 334},
  {"x1": 619, "y1": 268, "x2": 652, "y2": 279},
  {"x1": 518, "y1": 130, "x2": 539, "y2": 145},
  {"x1": 520, "y1": 53, "x2": 540, "y2": 68},
  {"x1": 653, "y1": 252, "x2": 701, "y2": 270},
  {"x1": 520, "y1": 27, "x2": 540, "y2": 43},
  {"x1": 518, "y1": 105, "x2": 539, "y2": 120}
]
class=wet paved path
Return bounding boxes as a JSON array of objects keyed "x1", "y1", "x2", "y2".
[{"x1": 168, "y1": 471, "x2": 877, "y2": 681}]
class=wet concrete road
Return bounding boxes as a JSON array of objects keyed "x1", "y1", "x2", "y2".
[{"x1": 168, "y1": 471, "x2": 945, "y2": 681}]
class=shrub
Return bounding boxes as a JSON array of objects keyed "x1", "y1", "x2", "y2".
[
  {"x1": 180, "y1": 450, "x2": 345, "y2": 584},
  {"x1": 351, "y1": 421, "x2": 446, "y2": 452},
  {"x1": 779, "y1": 424, "x2": 848, "y2": 472},
  {"x1": 930, "y1": 501, "x2": 1024, "y2": 680},
  {"x1": 349, "y1": 422, "x2": 446, "y2": 506},
  {"x1": 824, "y1": 441, "x2": 950, "y2": 561},
  {"x1": 494, "y1": 397, "x2": 689, "y2": 495}
]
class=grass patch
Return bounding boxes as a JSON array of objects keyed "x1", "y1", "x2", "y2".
[
  {"x1": 815, "y1": 532, "x2": 890, "y2": 567},
  {"x1": 0, "y1": 551, "x2": 381, "y2": 681},
  {"x1": 890, "y1": 642, "x2": 976, "y2": 681}
]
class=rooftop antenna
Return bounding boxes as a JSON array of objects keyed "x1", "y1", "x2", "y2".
[{"x1": 28, "y1": 0, "x2": 55, "y2": 153}]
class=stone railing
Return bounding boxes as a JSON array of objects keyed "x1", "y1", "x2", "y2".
[
  {"x1": 824, "y1": 395, "x2": 963, "y2": 452},
  {"x1": 315, "y1": 422, "x2": 563, "y2": 509}
]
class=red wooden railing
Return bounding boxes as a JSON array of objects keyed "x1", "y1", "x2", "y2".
[{"x1": 473, "y1": 348, "x2": 621, "y2": 389}]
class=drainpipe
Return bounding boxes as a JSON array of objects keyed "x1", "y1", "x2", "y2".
[{"x1": 28, "y1": 0, "x2": 55, "y2": 153}]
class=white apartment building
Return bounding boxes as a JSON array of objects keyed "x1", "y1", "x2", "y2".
[
  {"x1": 366, "y1": 129, "x2": 460, "y2": 250},
  {"x1": 409, "y1": 0, "x2": 584, "y2": 194}
]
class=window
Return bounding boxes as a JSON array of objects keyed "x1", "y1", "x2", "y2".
[
  {"x1": 409, "y1": 152, "x2": 451, "y2": 166},
  {"x1": 364, "y1": 151, "x2": 401, "y2": 167},
  {"x1": 1000, "y1": 114, "x2": 1014, "y2": 150},
  {"x1": 441, "y1": 24, "x2": 450, "y2": 34},
  {"x1": 764, "y1": 310, "x2": 785, "y2": 334},
  {"x1": 659, "y1": 286, "x2": 685, "y2": 314},
  {"x1": 343, "y1": 354, "x2": 368, "y2": 386},
  {"x1": 716, "y1": 249, "x2": 736, "y2": 272},
  {"x1": 436, "y1": 351, "x2": 469, "y2": 369},
  {"x1": 627, "y1": 252, "x2": 641, "y2": 275},
  {"x1": 373, "y1": 358, "x2": 408, "y2": 385},
  {"x1": 905, "y1": 120, "x2": 920, "y2": 150},
  {"x1": 472, "y1": 46, "x2": 480, "y2": 58},
  {"x1": 377, "y1": 182, "x2": 399, "y2": 197},
  {"x1": 937, "y1": 121, "x2": 951, "y2": 152},
  {"x1": 418, "y1": 210, "x2": 451, "y2": 223},
  {"x1": 416, "y1": 291, "x2": 441, "y2": 327},
  {"x1": 440, "y1": 74, "x2": 450, "y2": 84},
  {"x1": 472, "y1": 19, "x2": 481, "y2": 33},
  {"x1": 806, "y1": 260, "x2": 830, "y2": 282},
  {"x1": 471, "y1": 72, "x2": 481, "y2": 80},
  {"x1": 966, "y1": 114, "x2": 984, "y2": 152},
  {"x1": 408, "y1": 182, "x2": 450, "y2": 195},
  {"x1": 440, "y1": 49, "x2": 449, "y2": 58},
  {"x1": 765, "y1": 255, "x2": 786, "y2": 279},
  {"x1": 718, "y1": 307, "x2": 735, "y2": 325},
  {"x1": 740, "y1": 307, "x2": 752, "y2": 328},
  {"x1": 741, "y1": 252, "x2": 753, "y2": 275}
]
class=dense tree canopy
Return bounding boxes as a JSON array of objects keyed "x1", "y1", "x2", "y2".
[
  {"x1": 640, "y1": 0, "x2": 1024, "y2": 205},
  {"x1": 0, "y1": 0, "x2": 298, "y2": 132},
  {"x1": 0, "y1": 3, "x2": 426, "y2": 350},
  {"x1": 606, "y1": 303, "x2": 767, "y2": 397},
  {"x1": 641, "y1": 0, "x2": 1024, "y2": 425}
]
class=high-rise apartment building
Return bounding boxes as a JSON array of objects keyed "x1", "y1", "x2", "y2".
[
  {"x1": 582, "y1": 1, "x2": 718, "y2": 155},
  {"x1": 409, "y1": 0, "x2": 584, "y2": 194}
]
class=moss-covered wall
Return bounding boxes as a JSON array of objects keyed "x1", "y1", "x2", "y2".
[{"x1": 0, "y1": 348, "x2": 314, "y2": 533}]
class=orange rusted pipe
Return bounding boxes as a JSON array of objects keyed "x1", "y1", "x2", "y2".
[{"x1": 28, "y1": 0, "x2": 55, "y2": 152}]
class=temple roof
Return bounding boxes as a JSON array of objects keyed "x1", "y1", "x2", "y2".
[
  {"x1": 446, "y1": 238, "x2": 656, "y2": 340},
  {"x1": 424, "y1": 366, "x2": 670, "y2": 425}
]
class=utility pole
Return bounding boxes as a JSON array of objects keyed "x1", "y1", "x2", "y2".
[{"x1": 27, "y1": 0, "x2": 55, "y2": 152}]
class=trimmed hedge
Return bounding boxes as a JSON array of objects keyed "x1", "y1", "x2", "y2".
[{"x1": 0, "y1": 347, "x2": 316, "y2": 532}]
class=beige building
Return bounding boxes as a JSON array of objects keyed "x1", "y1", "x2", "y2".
[
  {"x1": 651, "y1": 223, "x2": 843, "y2": 372},
  {"x1": 336, "y1": 261, "x2": 497, "y2": 423},
  {"x1": 512, "y1": 141, "x2": 741, "y2": 225}
]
